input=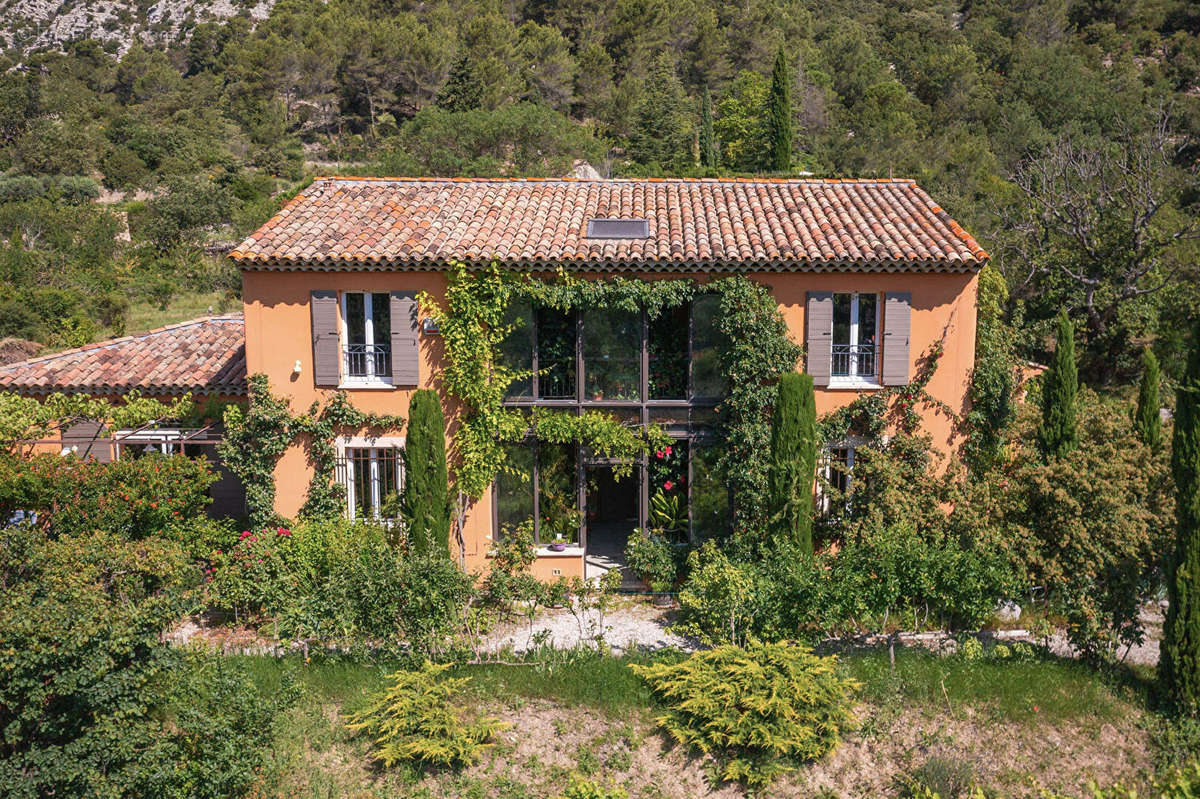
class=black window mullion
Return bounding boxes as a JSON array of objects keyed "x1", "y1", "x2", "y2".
[
  {"x1": 532, "y1": 438, "x2": 540, "y2": 546},
  {"x1": 575, "y1": 310, "x2": 584, "y2": 403},
  {"x1": 532, "y1": 307, "x2": 539, "y2": 400}
]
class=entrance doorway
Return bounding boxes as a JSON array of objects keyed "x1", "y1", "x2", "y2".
[{"x1": 583, "y1": 464, "x2": 640, "y2": 588}]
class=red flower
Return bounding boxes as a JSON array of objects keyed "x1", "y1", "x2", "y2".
[
  {"x1": 663, "y1": 480, "x2": 674, "y2": 491},
  {"x1": 664, "y1": 446, "x2": 673, "y2": 456}
]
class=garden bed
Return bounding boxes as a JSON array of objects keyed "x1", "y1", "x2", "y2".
[{"x1": 237, "y1": 647, "x2": 1158, "y2": 798}]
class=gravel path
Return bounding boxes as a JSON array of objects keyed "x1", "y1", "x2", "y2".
[{"x1": 479, "y1": 599, "x2": 691, "y2": 655}]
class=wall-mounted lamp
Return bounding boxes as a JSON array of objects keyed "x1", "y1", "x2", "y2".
[
  {"x1": 422, "y1": 317, "x2": 441, "y2": 335},
  {"x1": 293, "y1": 360, "x2": 303, "y2": 375}
]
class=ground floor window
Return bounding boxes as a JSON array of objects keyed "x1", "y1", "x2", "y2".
[
  {"x1": 493, "y1": 432, "x2": 729, "y2": 548},
  {"x1": 820, "y1": 445, "x2": 856, "y2": 514},
  {"x1": 337, "y1": 438, "x2": 404, "y2": 521}
]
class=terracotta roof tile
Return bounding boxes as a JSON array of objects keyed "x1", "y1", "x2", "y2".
[
  {"x1": 0, "y1": 315, "x2": 246, "y2": 397},
  {"x1": 231, "y1": 177, "x2": 988, "y2": 272}
]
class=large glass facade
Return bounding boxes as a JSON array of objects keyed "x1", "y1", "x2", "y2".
[{"x1": 494, "y1": 297, "x2": 727, "y2": 548}]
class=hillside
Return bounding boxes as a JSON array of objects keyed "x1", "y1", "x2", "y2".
[
  {"x1": 0, "y1": 0, "x2": 1197, "y2": 380},
  {"x1": 0, "y1": 0, "x2": 272, "y2": 55}
]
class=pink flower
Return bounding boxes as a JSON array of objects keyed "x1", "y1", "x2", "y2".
[
  {"x1": 664, "y1": 446, "x2": 673, "y2": 456},
  {"x1": 655, "y1": 450, "x2": 664, "y2": 459},
  {"x1": 277, "y1": 527, "x2": 291, "y2": 537},
  {"x1": 663, "y1": 480, "x2": 674, "y2": 491}
]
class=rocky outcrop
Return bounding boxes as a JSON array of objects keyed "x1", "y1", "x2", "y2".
[{"x1": 0, "y1": 0, "x2": 273, "y2": 55}]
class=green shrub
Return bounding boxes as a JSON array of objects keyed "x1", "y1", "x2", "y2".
[
  {"x1": 674, "y1": 540, "x2": 768, "y2": 646},
  {"x1": 479, "y1": 520, "x2": 542, "y2": 613},
  {"x1": 631, "y1": 641, "x2": 857, "y2": 788},
  {"x1": 206, "y1": 521, "x2": 474, "y2": 654},
  {"x1": 0, "y1": 525, "x2": 287, "y2": 799},
  {"x1": 345, "y1": 662, "x2": 505, "y2": 769},
  {"x1": 624, "y1": 528, "x2": 678, "y2": 590},
  {"x1": 555, "y1": 776, "x2": 630, "y2": 799},
  {"x1": 900, "y1": 755, "x2": 977, "y2": 798}
]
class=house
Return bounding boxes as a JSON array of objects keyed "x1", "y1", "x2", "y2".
[
  {"x1": 0, "y1": 315, "x2": 248, "y2": 516},
  {"x1": 229, "y1": 176, "x2": 986, "y2": 579}
]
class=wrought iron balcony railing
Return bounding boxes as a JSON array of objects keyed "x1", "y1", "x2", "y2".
[
  {"x1": 344, "y1": 344, "x2": 392, "y2": 380},
  {"x1": 831, "y1": 343, "x2": 876, "y2": 378}
]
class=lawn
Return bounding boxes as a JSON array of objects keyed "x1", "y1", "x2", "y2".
[{"x1": 234, "y1": 646, "x2": 1156, "y2": 798}]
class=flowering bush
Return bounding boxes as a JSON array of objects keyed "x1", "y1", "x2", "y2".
[{"x1": 0, "y1": 453, "x2": 219, "y2": 548}]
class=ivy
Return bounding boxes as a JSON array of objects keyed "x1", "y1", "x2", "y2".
[
  {"x1": 419, "y1": 263, "x2": 679, "y2": 504},
  {"x1": 219, "y1": 375, "x2": 405, "y2": 528},
  {"x1": 294, "y1": 393, "x2": 405, "y2": 522},
  {"x1": 421, "y1": 265, "x2": 805, "y2": 559},
  {"x1": 818, "y1": 339, "x2": 954, "y2": 444},
  {"x1": 219, "y1": 375, "x2": 294, "y2": 528},
  {"x1": 708, "y1": 276, "x2": 802, "y2": 556}
]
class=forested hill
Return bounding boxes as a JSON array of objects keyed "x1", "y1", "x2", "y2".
[{"x1": 0, "y1": 0, "x2": 1197, "y2": 383}]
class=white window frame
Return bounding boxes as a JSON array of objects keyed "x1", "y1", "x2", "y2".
[
  {"x1": 829, "y1": 292, "x2": 881, "y2": 388},
  {"x1": 818, "y1": 436, "x2": 867, "y2": 514},
  {"x1": 337, "y1": 436, "x2": 405, "y2": 522},
  {"x1": 114, "y1": 428, "x2": 183, "y2": 459},
  {"x1": 340, "y1": 292, "x2": 393, "y2": 388}
]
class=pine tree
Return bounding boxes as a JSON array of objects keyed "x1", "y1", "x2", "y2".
[
  {"x1": 768, "y1": 372, "x2": 818, "y2": 556},
  {"x1": 766, "y1": 47, "x2": 792, "y2": 173},
  {"x1": 402, "y1": 389, "x2": 451, "y2": 557},
  {"x1": 436, "y1": 54, "x2": 483, "y2": 113},
  {"x1": 1134, "y1": 347, "x2": 1162, "y2": 451},
  {"x1": 1039, "y1": 309, "x2": 1079, "y2": 459},
  {"x1": 700, "y1": 86, "x2": 718, "y2": 168},
  {"x1": 1162, "y1": 321, "x2": 1200, "y2": 715}
]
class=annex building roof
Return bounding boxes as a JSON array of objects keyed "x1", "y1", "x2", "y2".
[{"x1": 0, "y1": 315, "x2": 247, "y2": 397}]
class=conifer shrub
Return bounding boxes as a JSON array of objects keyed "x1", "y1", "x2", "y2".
[
  {"x1": 631, "y1": 641, "x2": 857, "y2": 788},
  {"x1": 1134, "y1": 346, "x2": 1162, "y2": 451},
  {"x1": 1039, "y1": 309, "x2": 1079, "y2": 459},
  {"x1": 766, "y1": 47, "x2": 792, "y2": 171},
  {"x1": 768, "y1": 371, "x2": 817, "y2": 556},
  {"x1": 345, "y1": 662, "x2": 505, "y2": 770},
  {"x1": 402, "y1": 389, "x2": 452, "y2": 557},
  {"x1": 1163, "y1": 320, "x2": 1200, "y2": 715}
]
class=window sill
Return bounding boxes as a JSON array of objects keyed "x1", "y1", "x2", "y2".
[
  {"x1": 826, "y1": 379, "x2": 884, "y2": 391},
  {"x1": 488, "y1": 546, "x2": 584, "y2": 558},
  {"x1": 538, "y1": 546, "x2": 584, "y2": 557},
  {"x1": 337, "y1": 381, "x2": 396, "y2": 390}
]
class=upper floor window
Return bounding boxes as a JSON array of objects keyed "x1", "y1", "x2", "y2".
[
  {"x1": 496, "y1": 298, "x2": 727, "y2": 403},
  {"x1": 831, "y1": 293, "x2": 878, "y2": 383},
  {"x1": 342, "y1": 292, "x2": 392, "y2": 384}
]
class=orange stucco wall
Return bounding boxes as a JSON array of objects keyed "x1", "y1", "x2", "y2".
[{"x1": 242, "y1": 268, "x2": 978, "y2": 578}]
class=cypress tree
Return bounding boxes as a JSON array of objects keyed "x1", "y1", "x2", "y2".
[
  {"x1": 1134, "y1": 347, "x2": 1162, "y2": 451},
  {"x1": 768, "y1": 372, "x2": 818, "y2": 556},
  {"x1": 1162, "y1": 321, "x2": 1200, "y2": 715},
  {"x1": 1039, "y1": 308, "x2": 1079, "y2": 459},
  {"x1": 700, "y1": 86, "x2": 718, "y2": 168},
  {"x1": 766, "y1": 47, "x2": 792, "y2": 173},
  {"x1": 402, "y1": 389, "x2": 451, "y2": 557}
]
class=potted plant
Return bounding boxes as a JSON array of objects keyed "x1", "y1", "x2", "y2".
[{"x1": 548, "y1": 534, "x2": 567, "y2": 552}]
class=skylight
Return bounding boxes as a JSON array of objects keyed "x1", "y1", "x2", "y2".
[{"x1": 586, "y1": 218, "x2": 650, "y2": 239}]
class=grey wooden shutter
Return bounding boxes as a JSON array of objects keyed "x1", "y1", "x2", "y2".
[
  {"x1": 310, "y1": 290, "x2": 341, "y2": 386},
  {"x1": 882, "y1": 292, "x2": 912, "y2": 386},
  {"x1": 390, "y1": 291, "x2": 420, "y2": 386},
  {"x1": 64, "y1": 421, "x2": 111, "y2": 462},
  {"x1": 806, "y1": 292, "x2": 834, "y2": 387}
]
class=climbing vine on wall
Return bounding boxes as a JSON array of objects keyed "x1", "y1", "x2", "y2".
[
  {"x1": 818, "y1": 339, "x2": 954, "y2": 445},
  {"x1": 418, "y1": 264, "x2": 681, "y2": 503},
  {"x1": 219, "y1": 375, "x2": 405, "y2": 528},
  {"x1": 707, "y1": 276, "x2": 803, "y2": 556},
  {"x1": 418, "y1": 263, "x2": 809, "y2": 560}
]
